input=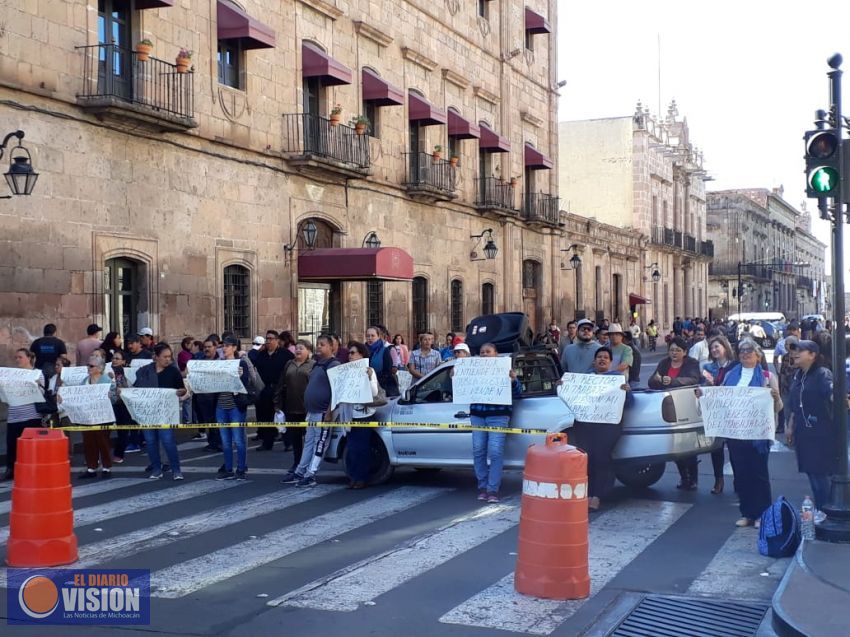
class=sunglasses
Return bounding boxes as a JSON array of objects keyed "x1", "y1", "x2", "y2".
[
  {"x1": 739, "y1": 349, "x2": 755, "y2": 355},
  {"x1": 578, "y1": 326, "x2": 593, "y2": 331},
  {"x1": 87, "y1": 364, "x2": 99, "y2": 368}
]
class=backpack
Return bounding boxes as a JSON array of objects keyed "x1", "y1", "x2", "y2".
[{"x1": 758, "y1": 496, "x2": 801, "y2": 558}]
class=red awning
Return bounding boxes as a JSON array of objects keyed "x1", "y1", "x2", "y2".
[
  {"x1": 408, "y1": 92, "x2": 447, "y2": 126},
  {"x1": 525, "y1": 7, "x2": 551, "y2": 34},
  {"x1": 137, "y1": 0, "x2": 173, "y2": 8},
  {"x1": 524, "y1": 143, "x2": 553, "y2": 169},
  {"x1": 362, "y1": 69, "x2": 404, "y2": 106},
  {"x1": 629, "y1": 293, "x2": 651, "y2": 306},
  {"x1": 217, "y1": 0, "x2": 275, "y2": 50},
  {"x1": 302, "y1": 42, "x2": 352, "y2": 86},
  {"x1": 448, "y1": 110, "x2": 480, "y2": 139},
  {"x1": 479, "y1": 124, "x2": 511, "y2": 153},
  {"x1": 298, "y1": 248, "x2": 414, "y2": 282}
]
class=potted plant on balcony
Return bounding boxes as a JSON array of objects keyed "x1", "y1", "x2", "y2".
[
  {"x1": 510, "y1": 175, "x2": 520, "y2": 187},
  {"x1": 449, "y1": 154, "x2": 460, "y2": 167},
  {"x1": 350, "y1": 115, "x2": 370, "y2": 135},
  {"x1": 432, "y1": 145, "x2": 443, "y2": 161},
  {"x1": 329, "y1": 104, "x2": 343, "y2": 126},
  {"x1": 175, "y1": 48, "x2": 192, "y2": 73},
  {"x1": 136, "y1": 38, "x2": 153, "y2": 62}
]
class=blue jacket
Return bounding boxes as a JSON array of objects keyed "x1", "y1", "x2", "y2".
[{"x1": 303, "y1": 357, "x2": 340, "y2": 414}]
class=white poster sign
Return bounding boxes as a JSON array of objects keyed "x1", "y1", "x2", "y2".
[
  {"x1": 187, "y1": 360, "x2": 245, "y2": 394},
  {"x1": 452, "y1": 357, "x2": 513, "y2": 405},
  {"x1": 105, "y1": 364, "x2": 137, "y2": 386},
  {"x1": 699, "y1": 386, "x2": 775, "y2": 440},
  {"x1": 59, "y1": 366, "x2": 90, "y2": 387},
  {"x1": 327, "y1": 358, "x2": 372, "y2": 409},
  {"x1": 121, "y1": 388, "x2": 180, "y2": 426},
  {"x1": 129, "y1": 358, "x2": 154, "y2": 369},
  {"x1": 58, "y1": 383, "x2": 114, "y2": 425},
  {"x1": 396, "y1": 370, "x2": 413, "y2": 395},
  {"x1": 0, "y1": 368, "x2": 44, "y2": 407},
  {"x1": 557, "y1": 372, "x2": 627, "y2": 424}
]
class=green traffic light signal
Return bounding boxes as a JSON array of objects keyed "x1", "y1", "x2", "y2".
[
  {"x1": 810, "y1": 166, "x2": 840, "y2": 193},
  {"x1": 804, "y1": 129, "x2": 841, "y2": 198}
]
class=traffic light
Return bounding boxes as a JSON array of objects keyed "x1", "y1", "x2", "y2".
[{"x1": 805, "y1": 129, "x2": 840, "y2": 198}]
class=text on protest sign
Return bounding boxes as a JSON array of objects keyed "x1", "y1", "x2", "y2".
[
  {"x1": 327, "y1": 358, "x2": 373, "y2": 409},
  {"x1": 186, "y1": 360, "x2": 246, "y2": 394},
  {"x1": 396, "y1": 370, "x2": 413, "y2": 395},
  {"x1": 699, "y1": 386, "x2": 775, "y2": 441},
  {"x1": 129, "y1": 359, "x2": 154, "y2": 369},
  {"x1": 0, "y1": 368, "x2": 43, "y2": 407},
  {"x1": 60, "y1": 366, "x2": 91, "y2": 387},
  {"x1": 452, "y1": 356, "x2": 513, "y2": 405},
  {"x1": 105, "y1": 363, "x2": 137, "y2": 386},
  {"x1": 557, "y1": 372, "x2": 627, "y2": 424},
  {"x1": 120, "y1": 388, "x2": 180, "y2": 425},
  {"x1": 58, "y1": 383, "x2": 114, "y2": 425}
]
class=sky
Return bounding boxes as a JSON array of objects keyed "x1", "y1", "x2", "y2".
[{"x1": 556, "y1": 0, "x2": 850, "y2": 283}]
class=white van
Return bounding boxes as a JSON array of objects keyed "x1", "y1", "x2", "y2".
[{"x1": 727, "y1": 312, "x2": 786, "y2": 323}]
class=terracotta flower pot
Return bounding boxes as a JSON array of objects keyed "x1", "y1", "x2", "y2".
[
  {"x1": 355, "y1": 123, "x2": 366, "y2": 135},
  {"x1": 136, "y1": 44, "x2": 152, "y2": 62},
  {"x1": 432, "y1": 152, "x2": 442, "y2": 161},
  {"x1": 330, "y1": 114, "x2": 341, "y2": 126},
  {"x1": 510, "y1": 179, "x2": 518, "y2": 187},
  {"x1": 175, "y1": 57, "x2": 191, "y2": 73},
  {"x1": 450, "y1": 157, "x2": 459, "y2": 167}
]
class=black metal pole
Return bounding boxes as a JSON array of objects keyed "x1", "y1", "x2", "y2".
[{"x1": 818, "y1": 53, "x2": 850, "y2": 542}]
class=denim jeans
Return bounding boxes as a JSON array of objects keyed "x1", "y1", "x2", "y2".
[
  {"x1": 471, "y1": 415, "x2": 509, "y2": 494},
  {"x1": 807, "y1": 472, "x2": 832, "y2": 510},
  {"x1": 295, "y1": 411, "x2": 329, "y2": 478},
  {"x1": 216, "y1": 405, "x2": 247, "y2": 472},
  {"x1": 143, "y1": 428, "x2": 181, "y2": 474}
]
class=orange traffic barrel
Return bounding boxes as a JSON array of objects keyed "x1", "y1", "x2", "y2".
[
  {"x1": 515, "y1": 432, "x2": 589, "y2": 599},
  {"x1": 6, "y1": 428, "x2": 78, "y2": 567}
]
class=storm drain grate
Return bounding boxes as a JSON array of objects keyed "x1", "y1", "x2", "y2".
[{"x1": 610, "y1": 595, "x2": 769, "y2": 637}]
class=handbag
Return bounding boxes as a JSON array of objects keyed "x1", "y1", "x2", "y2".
[{"x1": 364, "y1": 384, "x2": 388, "y2": 408}]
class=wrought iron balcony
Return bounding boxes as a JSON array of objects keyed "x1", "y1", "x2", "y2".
[
  {"x1": 76, "y1": 44, "x2": 197, "y2": 131},
  {"x1": 797, "y1": 275, "x2": 814, "y2": 290},
  {"x1": 522, "y1": 192, "x2": 560, "y2": 226},
  {"x1": 673, "y1": 230, "x2": 683, "y2": 249},
  {"x1": 282, "y1": 113, "x2": 371, "y2": 177},
  {"x1": 475, "y1": 177, "x2": 517, "y2": 216},
  {"x1": 403, "y1": 152, "x2": 457, "y2": 201},
  {"x1": 700, "y1": 240, "x2": 714, "y2": 257},
  {"x1": 684, "y1": 234, "x2": 697, "y2": 253}
]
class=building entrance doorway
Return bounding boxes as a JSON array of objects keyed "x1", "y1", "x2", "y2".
[{"x1": 298, "y1": 282, "x2": 340, "y2": 343}]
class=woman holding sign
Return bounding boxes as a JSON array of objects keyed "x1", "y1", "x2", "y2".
[
  {"x1": 76, "y1": 355, "x2": 115, "y2": 479},
  {"x1": 2, "y1": 349, "x2": 45, "y2": 482},
  {"x1": 701, "y1": 335, "x2": 736, "y2": 495},
  {"x1": 342, "y1": 341, "x2": 381, "y2": 489},
  {"x1": 366, "y1": 326, "x2": 399, "y2": 398},
  {"x1": 215, "y1": 336, "x2": 253, "y2": 480}
]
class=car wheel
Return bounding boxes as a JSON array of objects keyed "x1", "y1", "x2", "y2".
[{"x1": 615, "y1": 463, "x2": 666, "y2": 489}]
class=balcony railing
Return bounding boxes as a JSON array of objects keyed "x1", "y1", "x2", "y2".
[
  {"x1": 700, "y1": 240, "x2": 714, "y2": 257},
  {"x1": 77, "y1": 44, "x2": 195, "y2": 127},
  {"x1": 403, "y1": 152, "x2": 457, "y2": 195},
  {"x1": 684, "y1": 234, "x2": 697, "y2": 253},
  {"x1": 475, "y1": 177, "x2": 517, "y2": 213},
  {"x1": 673, "y1": 230, "x2": 683, "y2": 249},
  {"x1": 282, "y1": 113, "x2": 370, "y2": 170},
  {"x1": 522, "y1": 192, "x2": 560, "y2": 225},
  {"x1": 797, "y1": 275, "x2": 814, "y2": 290},
  {"x1": 708, "y1": 263, "x2": 770, "y2": 279}
]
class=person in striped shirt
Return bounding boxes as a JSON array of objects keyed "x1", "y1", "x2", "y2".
[{"x1": 407, "y1": 332, "x2": 443, "y2": 380}]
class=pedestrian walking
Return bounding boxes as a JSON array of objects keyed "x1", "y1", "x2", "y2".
[
  {"x1": 75, "y1": 355, "x2": 115, "y2": 480},
  {"x1": 254, "y1": 330, "x2": 294, "y2": 451},
  {"x1": 701, "y1": 335, "x2": 736, "y2": 495},
  {"x1": 407, "y1": 332, "x2": 442, "y2": 379},
  {"x1": 2, "y1": 349, "x2": 45, "y2": 481},
  {"x1": 215, "y1": 336, "x2": 253, "y2": 480},
  {"x1": 366, "y1": 326, "x2": 399, "y2": 397},
  {"x1": 75, "y1": 323, "x2": 103, "y2": 366},
  {"x1": 274, "y1": 339, "x2": 315, "y2": 476},
  {"x1": 340, "y1": 341, "x2": 381, "y2": 489}
]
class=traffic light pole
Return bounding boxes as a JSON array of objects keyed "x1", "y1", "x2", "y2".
[{"x1": 818, "y1": 54, "x2": 850, "y2": 542}]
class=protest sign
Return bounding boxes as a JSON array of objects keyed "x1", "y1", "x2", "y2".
[
  {"x1": 58, "y1": 383, "x2": 114, "y2": 425},
  {"x1": 186, "y1": 360, "x2": 245, "y2": 394},
  {"x1": 557, "y1": 372, "x2": 627, "y2": 424},
  {"x1": 59, "y1": 366, "x2": 90, "y2": 387},
  {"x1": 105, "y1": 364, "x2": 137, "y2": 386},
  {"x1": 129, "y1": 359, "x2": 154, "y2": 369},
  {"x1": 699, "y1": 386, "x2": 775, "y2": 440},
  {"x1": 396, "y1": 370, "x2": 414, "y2": 395},
  {"x1": 121, "y1": 388, "x2": 180, "y2": 425},
  {"x1": 0, "y1": 368, "x2": 44, "y2": 407},
  {"x1": 452, "y1": 357, "x2": 512, "y2": 405},
  {"x1": 327, "y1": 358, "x2": 373, "y2": 409}
]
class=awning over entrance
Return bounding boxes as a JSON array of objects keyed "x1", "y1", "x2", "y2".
[
  {"x1": 525, "y1": 7, "x2": 552, "y2": 34},
  {"x1": 448, "y1": 110, "x2": 480, "y2": 139},
  {"x1": 217, "y1": 0, "x2": 275, "y2": 50},
  {"x1": 408, "y1": 92, "x2": 447, "y2": 126},
  {"x1": 302, "y1": 42, "x2": 352, "y2": 86},
  {"x1": 524, "y1": 143, "x2": 553, "y2": 170},
  {"x1": 479, "y1": 124, "x2": 511, "y2": 153},
  {"x1": 362, "y1": 68, "x2": 404, "y2": 106},
  {"x1": 298, "y1": 248, "x2": 415, "y2": 281},
  {"x1": 629, "y1": 293, "x2": 651, "y2": 306}
]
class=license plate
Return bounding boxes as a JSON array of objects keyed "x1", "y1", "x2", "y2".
[{"x1": 697, "y1": 434, "x2": 714, "y2": 448}]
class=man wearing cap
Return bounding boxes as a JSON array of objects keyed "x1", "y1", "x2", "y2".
[
  {"x1": 561, "y1": 319, "x2": 601, "y2": 374},
  {"x1": 596, "y1": 327, "x2": 610, "y2": 347},
  {"x1": 773, "y1": 322, "x2": 801, "y2": 375},
  {"x1": 139, "y1": 327, "x2": 155, "y2": 351},
  {"x1": 248, "y1": 336, "x2": 265, "y2": 365},
  {"x1": 76, "y1": 323, "x2": 103, "y2": 366},
  {"x1": 124, "y1": 334, "x2": 153, "y2": 362},
  {"x1": 453, "y1": 342, "x2": 471, "y2": 358},
  {"x1": 607, "y1": 324, "x2": 633, "y2": 376}
]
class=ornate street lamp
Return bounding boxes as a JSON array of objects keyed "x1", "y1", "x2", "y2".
[
  {"x1": 470, "y1": 228, "x2": 498, "y2": 261},
  {"x1": 560, "y1": 244, "x2": 581, "y2": 270},
  {"x1": 362, "y1": 231, "x2": 381, "y2": 249},
  {"x1": 302, "y1": 220, "x2": 318, "y2": 250},
  {"x1": 645, "y1": 262, "x2": 662, "y2": 282},
  {"x1": 1, "y1": 130, "x2": 38, "y2": 196}
]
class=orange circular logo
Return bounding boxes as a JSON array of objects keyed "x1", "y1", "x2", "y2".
[{"x1": 18, "y1": 575, "x2": 59, "y2": 619}]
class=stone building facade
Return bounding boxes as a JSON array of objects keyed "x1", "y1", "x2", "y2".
[
  {"x1": 706, "y1": 188, "x2": 827, "y2": 319},
  {"x1": 558, "y1": 102, "x2": 712, "y2": 332},
  {"x1": 0, "y1": 0, "x2": 565, "y2": 361}
]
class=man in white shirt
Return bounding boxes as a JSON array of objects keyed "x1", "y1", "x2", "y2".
[{"x1": 688, "y1": 326, "x2": 710, "y2": 364}]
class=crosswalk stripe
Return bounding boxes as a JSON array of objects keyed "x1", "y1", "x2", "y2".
[
  {"x1": 268, "y1": 498, "x2": 520, "y2": 611},
  {"x1": 105, "y1": 466, "x2": 285, "y2": 476},
  {"x1": 0, "y1": 479, "x2": 241, "y2": 545},
  {"x1": 438, "y1": 500, "x2": 691, "y2": 635},
  {"x1": 151, "y1": 486, "x2": 449, "y2": 598},
  {"x1": 687, "y1": 527, "x2": 788, "y2": 599},
  {"x1": 0, "y1": 478, "x2": 150, "y2": 516}
]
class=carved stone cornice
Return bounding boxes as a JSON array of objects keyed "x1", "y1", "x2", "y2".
[
  {"x1": 354, "y1": 21, "x2": 393, "y2": 47},
  {"x1": 442, "y1": 69, "x2": 469, "y2": 89},
  {"x1": 473, "y1": 85, "x2": 500, "y2": 105},
  {"x1": 402, "y1": 47, "x2": 438, "y2": 71},
  {"x1": 520, "y1": 111, "x2": 543, "y2": 128}
]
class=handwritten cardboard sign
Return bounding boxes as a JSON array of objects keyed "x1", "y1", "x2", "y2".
[
  {"x1": 129, "y1": 359, "x2": 154, "y2": 369},
  {"x1": 0, "y1": 368, "x2": 44, "y2": 407},
  {"x1": 186, "y1": 360, "x2": 245, "y2": 394},
  {"x1": 699, "y1": 386, "x2": 775, "y2": 440},
  {"x1": 557, "y1": 372, "x2": 627, "y2": 424},
  {"x1": 121, "y1": 388, "x2": 180, "y2": 426},
  {"x1": 59, "y1": 366, "x2": 91, "y2": 387},
  {"x1": 452, "y1": 357, "x2": 513, "y2": 405},
  {"x1": 105, "y1": 364, "x2": 137, "y2": 386},
  {"x1": 58, "y1": 383, "x2": 114, "y2": 425},
  {"x1": 327, "y1": 358, "x2": 373, "y2": 409},
  {"x1": 396, "y1": 370, "x2": 414, "y2": 395}
]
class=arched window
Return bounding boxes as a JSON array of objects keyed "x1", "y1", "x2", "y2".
[
  {"x1": 481, "y1": 282, "x2": 495, "y2": 316},
  {"x1": 297, "y1": 218, "x2": 335, "y2": 249},
  {"x1": 224, "y1": 264, "x2": 251, "y2": 338},
  {"x1": 104, "y1": 257, "x2": 142, "y2": 337},
  {"x1": 412, "y1": 276, "x2": 429, "y2": 335},
  {"x1": 450, "y1": 279, "x2": 464, "y2": 332}
]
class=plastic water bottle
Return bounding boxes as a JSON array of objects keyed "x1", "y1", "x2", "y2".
[{"x1": 801, "y1": 495, "x2": 815, "y2": 541}]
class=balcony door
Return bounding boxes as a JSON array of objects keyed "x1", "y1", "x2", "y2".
[
  {"x1": 409, "y1": 121, "x2": 423, "y2": 182},
  {"x1": 302, "y1": 77, "x2": 322, "y2": 154},
  {"x1": 98, "y1": 0, "x2": 132, "y2": 100}
]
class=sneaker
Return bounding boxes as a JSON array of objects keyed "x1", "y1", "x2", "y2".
[
  {"x1": 735, "y1": 517, "x2": 754, "y2": 527},
  {"x1": 149, "y1": 471, "x2": 163, "y2": 480},
  {"x1": 216, "y1": 469, "x2": 235, "y2": 481},
  {"x1": 235, "y1": 470, "x2": 247, "y2": 480},
  {"x1": 280, "y1": 471, "x2": 302, "y2": 485},
  {"x1": 78, "y1": 469, "x2": 98, "y2": 480},
  {"x1": 112, "y1": 456, "x2": 124, "y2": 464},
  {"x1": 192, "y1": 432, "x2": 207, "y2": 440},
  {"x1": 477, "y1": 490, "x2": 488, "y2": 501},
  {"x1": 125, "y1": 444, "x2": 141, "y2": 454},
  {"x1": 101, "y1": 469, "x2": 112, "y2": 479},
  {"x1": 486, "y1": 493, "x2": 499, "y2": 503},
  {"x1": 295, "y1": 476, "x2": 317, "y2": 488},
  {"x1": 172, "y1": 472, "x2": 184, "y2": 481}
]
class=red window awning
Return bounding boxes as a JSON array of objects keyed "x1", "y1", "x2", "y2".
[
  {"x1": 298, "y1": 248, "x2": 414, "y2": 282},
  {"x1": 479, "y1": 124, "x2": 511, "y2": 153},
  {"x1": 362, "y1": 68, "x2": 404, "y2": 106},
  {"x1": 408, "y1": 92, "x2": 447, "y2": 126},
  {"x1": 524, "y1": 143, "x2": 553, "y2": 170},
  {"x1": 137, "y1": 0, "x2": 173, "y2": 8},
  {"x1": 448, "y1": 110, "x2": 480, "y2": 139},
  {"x1": 525, "y1": 7, "x2": 551, "y2": 34},
  {"x1": 217, "y1": 0, "x2": 275, "y2": 50},
  {"x1": 302, "y1": 42, "x2": 352, "y2": 86},
  {"x1": 629, "y1": 293, "x2": 651, "y2": 306}
]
